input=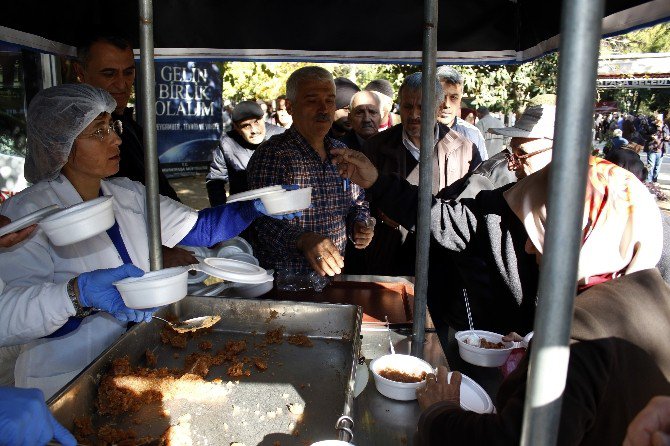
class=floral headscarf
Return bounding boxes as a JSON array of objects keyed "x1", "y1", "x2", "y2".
[{"x1": 503, "y1": 156, "x2": 662, "y2": 286}]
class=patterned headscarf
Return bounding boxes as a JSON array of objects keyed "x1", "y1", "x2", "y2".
[{"x1": 503, "y1": 156, "x2": 662, "y2": 286}]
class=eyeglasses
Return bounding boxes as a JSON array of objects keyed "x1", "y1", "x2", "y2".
[
  {"x1": 77, "y1": 120, "x2": 123, "y2": 141},
  {"x1": 505, "y1": 146, "x2": 552, "y2": 171}
]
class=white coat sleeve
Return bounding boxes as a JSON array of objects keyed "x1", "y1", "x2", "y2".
[{"x1": 0, "y1": 232, "x2": 75, "y2": 346}]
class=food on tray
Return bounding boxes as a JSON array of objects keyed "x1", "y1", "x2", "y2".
[
  {"x1": 265, "y1": 327, "x2": 284, "y2": 344},
  {"x1": 265, "y1": 309, "x2": 279, "y2": 323},
  {"x1": 479, "y1": 339, "x2": 506, "y2": 349},
  {"x1": 253, "y1": 357, "x2": 268, "y2": 371},
  {"x1": 199, "y1": 340, "x2": 213, "y2": 351},
  {"x1": 378, "y1": 368, "x2": 427, "y2": 383},
  {"x1": 145, "y1": 349, "x2": 158, "y2": 367},
  {"x1": 287, "y1": 334, "x2": 313, "y2": 347},
  {"x1": 228, "y1": 361, "x2": 251, "y2": 378}
]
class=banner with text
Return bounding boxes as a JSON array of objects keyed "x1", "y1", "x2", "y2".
[{"x1": 154, "y1": 61, "x2": 222, "y2": 177}]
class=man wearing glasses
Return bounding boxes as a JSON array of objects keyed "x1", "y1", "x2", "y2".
[{"x1": 456, "y1": 101, "x2": 556, "y2": 200}]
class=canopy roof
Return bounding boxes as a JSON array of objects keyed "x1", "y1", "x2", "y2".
[{"x1": 1, "y1": 0, "x2": 668, "y2": 64}]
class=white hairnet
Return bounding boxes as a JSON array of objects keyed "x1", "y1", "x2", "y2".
[{"x1": 25, "y1": 84, "x2": 116, "y2": 184}]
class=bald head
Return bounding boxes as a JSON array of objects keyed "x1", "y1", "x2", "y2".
[{"x1": 349, "y1": 91, "x2": 381, "y2": 139}]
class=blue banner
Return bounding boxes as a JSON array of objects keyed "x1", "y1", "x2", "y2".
[{"x1": 153, "y1": 61, "x2": 222, "y2": 177}]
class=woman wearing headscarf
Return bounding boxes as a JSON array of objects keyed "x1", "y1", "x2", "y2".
[
  {"x1": 414, "y1": 157, "x2": 670, "y2": 445},
  {"x1": 0, "y1": 84, "x2": 296, "y2": 399}
]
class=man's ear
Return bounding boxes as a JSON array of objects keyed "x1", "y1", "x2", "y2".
[
  {"x1": 73, "y1": 62, "x2": 85, "y2": 83},
  {"x1": 286, "y1": 100, "x2": 293, "y2": 116}
]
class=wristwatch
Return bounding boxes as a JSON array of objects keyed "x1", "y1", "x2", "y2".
[{"x1": 67, "y1": 277, "x2": 93, "y2": 318}]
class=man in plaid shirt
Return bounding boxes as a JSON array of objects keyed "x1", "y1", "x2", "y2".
[{"x1": 247, "y1": 66, "x2": 373, "y2": 276}]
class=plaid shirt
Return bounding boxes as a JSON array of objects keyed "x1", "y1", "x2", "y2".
[{"x1": 247, "y1": 127, "x2": 369, "y2": 274}]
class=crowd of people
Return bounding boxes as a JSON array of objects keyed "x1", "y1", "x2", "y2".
[{"x1": 0, "y1": 33, "x2": 669, "y2": 445}]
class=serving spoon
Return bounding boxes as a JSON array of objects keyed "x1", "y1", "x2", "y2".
[{"x1": 152, "y1": 315, "x2": 221, "y2": 333}]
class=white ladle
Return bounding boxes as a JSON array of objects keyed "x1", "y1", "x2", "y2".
[{"x1": 463, "y1": 289, "x2": 481, "y2": 347}]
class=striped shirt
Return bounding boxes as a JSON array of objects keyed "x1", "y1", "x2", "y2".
[{"x1": 247, "y1": 127, "x2": 370, "y2": 274}]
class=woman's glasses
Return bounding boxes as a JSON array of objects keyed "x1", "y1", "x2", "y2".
[
  {"x1": 77, "y1": 120, "x2": 123, "y2": 141},
  {"x1": 505, "y1": 146, "x2": 552, "y2": 171}
]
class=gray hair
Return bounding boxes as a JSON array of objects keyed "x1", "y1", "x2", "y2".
[
  {"x1": 399, "y1": 72, "x2": 443, "y2": 114},
  {"x1": 286, "y1": 66, "x2": 334, "y2": 102},
  {"x1": 349, "y1": 90, "x2": 381, "y2": 111},
  {"x1": 436, "y1": 66, "x2": 463, "y2": 86}
]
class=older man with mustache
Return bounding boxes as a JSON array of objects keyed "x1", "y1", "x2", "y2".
[
  {"x1": 336, "y1": 90, "x2": 382, "y2": 151},
  {"x1": 246, "y1": 66, "x2": 372, "y2": 285}
]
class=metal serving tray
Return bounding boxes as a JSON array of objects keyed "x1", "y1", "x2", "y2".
[{"x1": 48, "y1": 296, "x2": 363, "y2": 445}]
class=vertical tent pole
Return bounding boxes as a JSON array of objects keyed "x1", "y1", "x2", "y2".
[
  {"x1": 520, "y1": 0, "x2": 604, "y2": 444},
  {"x1": 138, "y1": 0, "x2": 163, "y2": 271},
  {"x1": 411, "y1": 0, "x2": 438, "y2": 356}
]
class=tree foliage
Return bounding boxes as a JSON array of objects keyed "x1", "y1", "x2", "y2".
[{"x1": 216, "y1": 22, "x2": 668, "y2": 115}]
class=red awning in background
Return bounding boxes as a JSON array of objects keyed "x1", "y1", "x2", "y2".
[{"x1": 594, "y1": 100, "x2": 619, "y2": 112}]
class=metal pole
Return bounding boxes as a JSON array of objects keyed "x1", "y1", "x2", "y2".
[
  {"x1": 138, "y1": 0, "x2": 163, "y2": 271},
  {"x1": 411, "y1": 0, "x2": 438, "y2": 357},
  {"x1": 519, "y1": 0, "x2": 604, "y2": 444}
]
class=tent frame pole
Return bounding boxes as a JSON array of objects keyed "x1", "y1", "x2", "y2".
[
  {"x1": 138, "y1": 0, "x2": 163, "y2": 270},
  {"x1": 520, "y1": 0, "x2": 604, "y2": 444},
  {"x1": 411, "y1": 0, "x2": 439, "y2": 356}
]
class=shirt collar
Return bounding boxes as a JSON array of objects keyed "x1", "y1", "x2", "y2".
[{"x1": 401, "y1": 124, "x2": 440, "y2": 161}]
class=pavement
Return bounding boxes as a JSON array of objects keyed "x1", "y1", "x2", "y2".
[{"x1": 168, "y1": 154, "x2": 670, "y2": 214}]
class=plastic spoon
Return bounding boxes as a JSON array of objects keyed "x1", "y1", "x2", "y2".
[
  {"x1": 463, "y1": 289, "x2": 481, "y2": 347},
  {"x1": 152, "y1": 315, "x2": 221, "y2": 333},
  {"x1": 385, "y1": 315, "x2": 395, "y2": 355}
]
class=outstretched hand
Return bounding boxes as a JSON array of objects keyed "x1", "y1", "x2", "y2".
[
  {"x1": 416, "y1": 366, "x2": 461, "y2": 411},
  {"x1": 330, "y1": 148, "x2": 379, "y2": 189}
]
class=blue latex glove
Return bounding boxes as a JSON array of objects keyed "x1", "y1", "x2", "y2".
[
  {"x1": 0, "y1": 387, "x2": 76, "y2": 446},
  {"x1": 77, "y1": 264, "x2": 156, "y2": 323},
  {"x1": 253, "y1": 199, "x2": 303, "y2": 220}
]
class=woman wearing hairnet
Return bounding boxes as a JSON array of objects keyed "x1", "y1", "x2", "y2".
[{"x1": 0, "y1": 84, "x2": 296, "y2": 400}]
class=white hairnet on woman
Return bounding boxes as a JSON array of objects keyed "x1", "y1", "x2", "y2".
[
  {"x1": 24, "y1": 83, "x2": 116, "y2": 184},
  {"x1": 0, "y1": 83, "x2": 298, "y2": 400}
]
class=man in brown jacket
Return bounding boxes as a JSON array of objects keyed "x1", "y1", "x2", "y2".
[{"x1": 361, "y1": 71, "x2": 481, "y2": 276}]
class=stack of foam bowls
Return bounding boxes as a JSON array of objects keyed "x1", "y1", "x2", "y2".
[
  {"x1": 114, "y1": 267, "x2": 189, "y2": 309},
  {"x1": 369, "y1": 354, "x2": 434, "y2": 401},
  {"x1": 39, "y1": 196, "x2": 114, "y2": 246},
  {"x1": 455, "y1": 330, "x2": 514, "y2": 367}
]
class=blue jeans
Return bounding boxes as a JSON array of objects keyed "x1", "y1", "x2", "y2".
[{"x1": 647, "y1": 151, "x2": 663, "y2": 182}]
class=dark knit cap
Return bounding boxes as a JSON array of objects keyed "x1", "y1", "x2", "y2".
[
  {"x1": 232, "y1": 100, "x2": 264, "y2": 122},
  {"x1": 364, "y1": 79, "x2": 394, "y2": 99},
  {"x1": 334, "y1": 77, "x2": 360, "y2": 110}
]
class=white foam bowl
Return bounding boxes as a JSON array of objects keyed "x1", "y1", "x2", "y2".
[
  {"x1": 114, "y1": 267, "x2": 188, "y2": 309},
  {"x1": 39, "y1": 196, "x2": 114, "y2": 246},
  {"x1": 369, "y1": 354, "x2": 434, "y2": 401},
  {"x1": 217, "y1": 236, "x2": 253, "y2": 256},
  {"x1": 310, "y1": 441, "x2": 353, "y2": 446},
  {"x1": 455, "y1": 330, "x2": 514, "y2": 367},
  {"x1": 224, "y1": 251, "x2": 259, "y2": 266},
  {"x1": 260, "y1": 187, "x2": 312, "y2": 215}
]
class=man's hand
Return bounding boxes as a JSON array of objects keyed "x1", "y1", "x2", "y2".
[
  {"x1": 0, "y1": 215, "x2": 36, "y2": 248},
  {"x1": 416, "y1": 367, "x2": 461, "y2": 412},
  {"x1": 330, "y1": 147, "x2": 379, "y2": 189},
  {"x1": 352, "y1": 220, "x2": 374, "y2": 249},
  {"x1": 162, "y1": 245, "x2": 198, "y2": 268},
  {"x1": 297, "y1": 232, "x2": 344, "y2": 277},
  {"x1": 624, "y1": 396, "x2": 670, "y2": 446}
]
